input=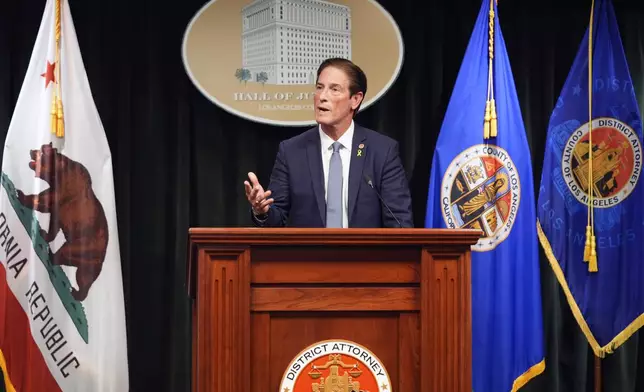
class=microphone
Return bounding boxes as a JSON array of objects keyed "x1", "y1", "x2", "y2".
[{"x1": 364, "y1": 174, "x2": 403, "y2": 228}]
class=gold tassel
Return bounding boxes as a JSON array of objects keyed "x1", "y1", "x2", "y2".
[
  {"x1": 52, "y1": 0, "x2": 64, "y2": 139},
  {"x1": 56, "y1": 97, "x2": 64, "y2": 137},
  {"x1": 588, "y1": 235, "x2": 598, "y2": 272},
  {"x1": 583, "y1": 225, "x2": 591, "y2": 262},
  {"x1": 484, "y1": 100, "x2": 491, "y2": 139},
  {"x1": 50, "y1": 97, "x2": 57, "y2": 135},
  {"x1": 490, "y1": 98, "x2": 497, "y2": 137}
]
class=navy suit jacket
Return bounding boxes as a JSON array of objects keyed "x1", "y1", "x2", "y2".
[{"x1": 252, "y1": 124, "x2": 414, "y2": 228}]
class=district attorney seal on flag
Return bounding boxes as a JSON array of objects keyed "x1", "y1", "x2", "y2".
[
  {"x1": 279, "y1": 339, "x2": 392, "y2": 391},
  {"x1": 560, "y1": 117, "x2": 642, "y2": 208},
  {"x1": 440, "y1": 144, "x2": 521, "y2": 252}
]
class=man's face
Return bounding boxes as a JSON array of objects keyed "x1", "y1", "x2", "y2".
[{"x1": 314, "y1": 66, "x2": 363, "y2": 127}]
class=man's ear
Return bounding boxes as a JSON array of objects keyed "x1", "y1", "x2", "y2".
[{"x1": 350, "y1": 92, "x2": 364, "y2": 111}]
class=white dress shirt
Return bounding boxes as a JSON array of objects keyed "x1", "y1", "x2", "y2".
[{"x1": 319, "y1": 121, "x2": 353, "y2": 228}]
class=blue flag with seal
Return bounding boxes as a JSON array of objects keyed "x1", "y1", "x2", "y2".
[
  {"x1": 424, "y1": 0, "x2": 545, "y2": 390},
  {"x1": 537, "y1": 0, "x2": 644, "y2": 358}
]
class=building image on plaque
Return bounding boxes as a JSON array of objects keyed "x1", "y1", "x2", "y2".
[{"x1": 240, "y1": 0, "x2": 351, "y2": 85}]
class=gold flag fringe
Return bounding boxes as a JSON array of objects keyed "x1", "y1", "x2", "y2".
[{"x1": 537, "y1": 220, "x2": 644, "y2": 357}]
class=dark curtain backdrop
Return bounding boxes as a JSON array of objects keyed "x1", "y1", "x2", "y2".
[{"x1": 2, "y1": 0, "x2": 644, "y2": 391}]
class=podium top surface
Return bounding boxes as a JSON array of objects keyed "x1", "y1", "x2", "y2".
[{"x1": 188, "y1": 227, "x2": 482, "y2": 246}]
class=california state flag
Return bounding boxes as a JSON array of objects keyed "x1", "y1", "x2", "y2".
[{"x1": 0, "y1": 0, "x2": 129, "y2": 390}]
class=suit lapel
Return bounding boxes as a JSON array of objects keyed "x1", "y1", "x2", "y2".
[
  {"x1": 348, "y1": 126, "x2": 367, "y2": 226},
  {"x1": 306, "y1": 132, "x2": 326, "y2": 226}
]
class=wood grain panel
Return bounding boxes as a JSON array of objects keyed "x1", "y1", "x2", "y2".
[
  {"x1": 194, "y1": 248, "x2": 250, "y2": 392},
  {"x1": 252, "y1": 256, "x2": 419, "y2": 284},
  {"x1": 251, "y1": 313, "x2": 270, "y2": 392},
  {"x1": 251, "y1": 287, "x2": 419, "y2": 311},
  {"x1": 420, "y1": 250, "x2": 472, "y2": 392},
  {"x1": 251, "y1": 246, "x2": 419, "y2": 263},
  {"x1": 399, "y1": 313, "x2": 420, "y2": 392},
  {"x1": 267, "y1": 313, "x2": 400, "y2": 391}
]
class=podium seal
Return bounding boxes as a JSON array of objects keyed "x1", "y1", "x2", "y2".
[{"x1": 278, "y1": 339, "x2": 392, "y2": 392}]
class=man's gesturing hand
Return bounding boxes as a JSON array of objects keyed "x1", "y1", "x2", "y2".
[{"x1": 244, "y1": 172, "x2": 274, "y2": 215}]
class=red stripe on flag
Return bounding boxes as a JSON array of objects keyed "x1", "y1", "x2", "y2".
[{"x1": 0, "y1": 264, "x2": 61, "y2": 392}]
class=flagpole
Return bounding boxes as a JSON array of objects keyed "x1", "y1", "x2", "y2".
[
  {"x1": 587, "y1": 0, "x2": 601, "y2": 389},
  {"x1": 484, "y1": 0, "x2": 497, "y2": 139},
  {"x1": 594, "y1": 355, "x2": 601, "y2": 392},
  {"x1": 584, "y1": 0, "x2": 598, "y2": 272}
]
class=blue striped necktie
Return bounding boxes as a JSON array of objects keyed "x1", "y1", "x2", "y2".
[{"x1": 326, "y1": 141, "x2": 343, "y2": 228}]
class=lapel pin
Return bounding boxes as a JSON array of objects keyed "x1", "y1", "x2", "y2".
[{"x1": 358, "y1": 143, "x2": 364, "y2": 149}]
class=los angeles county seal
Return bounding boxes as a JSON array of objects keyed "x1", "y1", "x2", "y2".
[
  {"x1": 441, "y1": 144, "x2": 521, "y2": 252},
  {"x1": 278, "y1": 339, "x2": 392, "y2": 392},
  {"x1": 561, "y1": 117, "x2": 642, "y2": 208}
]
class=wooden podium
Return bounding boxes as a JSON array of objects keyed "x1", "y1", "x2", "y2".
[{"x1": 187, "y1": 228, "x2": 480, "y2": 392}]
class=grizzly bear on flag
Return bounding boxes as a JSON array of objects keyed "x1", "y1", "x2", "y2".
[{"x1": 15, "y1": 142, "x2": 108, "y2": 301}]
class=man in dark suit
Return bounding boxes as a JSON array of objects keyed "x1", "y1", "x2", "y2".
[{"x1": 244, "y1": 58, "x2": 413, "y2": 228}]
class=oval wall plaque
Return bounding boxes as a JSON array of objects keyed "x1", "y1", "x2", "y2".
[{"x1": 182, "y1": 0, "x2": 404, "y2": 126}]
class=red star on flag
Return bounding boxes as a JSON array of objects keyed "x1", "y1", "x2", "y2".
[{"x1": 41, "y1": 61, "x2": 56, "y2": 88}]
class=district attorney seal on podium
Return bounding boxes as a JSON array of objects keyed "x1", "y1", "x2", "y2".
[{"x1": 279, "y1": 339, "x2": 392, "y2": 391}]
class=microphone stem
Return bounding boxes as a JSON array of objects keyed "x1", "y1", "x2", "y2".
[{"x1": 368, "y1": 180, "x2": 402, "y2": 228}]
